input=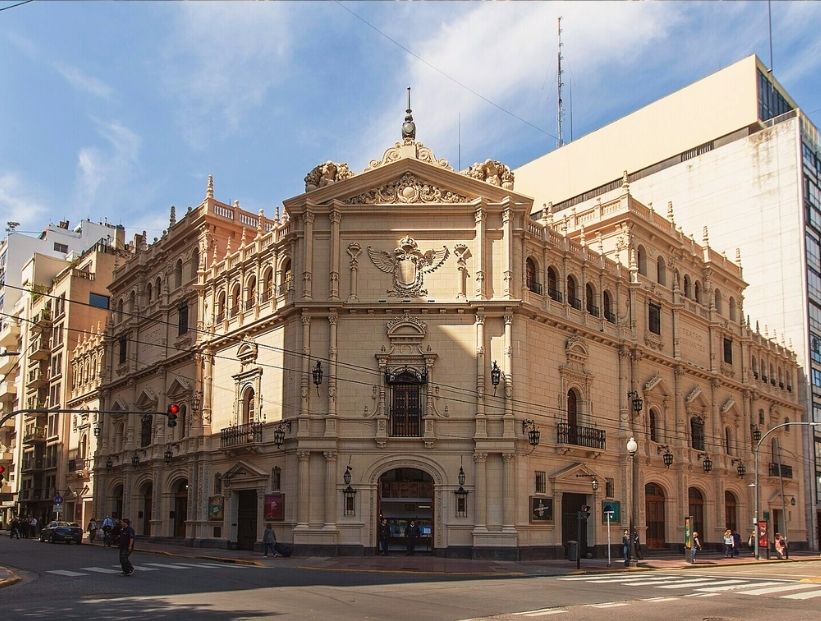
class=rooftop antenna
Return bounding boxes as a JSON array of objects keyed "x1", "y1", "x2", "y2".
[
  {"x1": 767, "y1": 0, "x2": 774, "y2": 73},
  {"x1": 6, "y1": 221, "x2": 20, "y2": 233},
  {"x1": 556, "y1": 16, "x2": 565, "y2": 149}
]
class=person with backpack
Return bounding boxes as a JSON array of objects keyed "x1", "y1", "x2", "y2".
[{"x1": 262, "y1": 524, "x2": 277, "y2": 557}]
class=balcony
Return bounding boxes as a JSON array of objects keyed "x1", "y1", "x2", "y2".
[
  {"x1": 548, "y1": 288, "x2": 563, "y2": 303},
  {"x1": 31, "y1": 308, "x2": 52, "y2": 332},
  {"x1": 0, "y1": 351, "x2": 18, "y2": 373},
  {"x1": 604, "y1": 309, "x2": 616, "y2": 324},
  {"x1": 220, "y1": 422, "x2": 263, "y2": 449},
  {"x1": 0, "y1": 318, "x2": 20, "y2": 347},
  {"x1": 526, "y1": 280, "x2": 543, "y2": 295},
  {"x1": 68, "y1": 458, "x2": 91, "y2": 477},
  {"x1": 557, "y1": 422, "x2": 607, "y2": 450},
  {"x1": 22, "y1": 426, "x2": 46, "y2": 444},
  {"x1": 26, "y1": 368, "x2": 48, "y2": 389},
  {"x1": 768, "y1": 463, "x2": 793, "y2": 479},
  {"x1": 261, "y1": 288, "x2": 273, "y2": 303},
  {"x1": 30, "y1": 336, "x2": 50, "y2": 360},
  {"x1": 0, "y1": 379, "x2": 16, "y2": 403},
  {"x1": 21, "y1": 457, "x2": 44, "y2": 472},
  {"x1": 569, "y1": 297, "x2": 582, "y2": 311},
  {"x1": 587, "y1": 304, "x2": 600, "y2": 317}
]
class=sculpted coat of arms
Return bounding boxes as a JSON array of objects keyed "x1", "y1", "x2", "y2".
[{"x1": 367, "y1": 236, "x2": 449, "y2": 297}]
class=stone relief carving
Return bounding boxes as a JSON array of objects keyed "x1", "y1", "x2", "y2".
[
  {"x1": 685, "y1": 385, "x2": 702, "y2": 403},
  {"x1": 367, "y1": 236, "x2": 449, "y2": 297},
  {"x1": 463, "y1": 159, "x2": 514, "y2": 189},
  {"x1": 366, "y1": 141, "x2": 453, "y2": 172},
  {"x1": 346, "y1": 172, "x2": 468, "y2": 205},
  {"x1": 720, "y1": 397, "x2": 736, "y2": 414},
  {"x1": 644, "y1": 373, "x2": 662, "y2": 393},
  {"x1": 304, "y1": 161, "x2": 354, "y2": 192}
]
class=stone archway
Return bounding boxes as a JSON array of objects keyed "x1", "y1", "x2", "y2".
[
  {"x1": 645, "y1": 482, "x2": 666, "y2": 549},
  {"x1": 172, "y1": 479, "x2": 188, "y2": 538},
  {"x1": 377, "y1": 468, "x2": 435, "y2": 554}
]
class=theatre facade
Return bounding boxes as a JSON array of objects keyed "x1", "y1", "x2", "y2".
[{"x1": 95, "y1": 117, "x2": 805, "y2": 557}]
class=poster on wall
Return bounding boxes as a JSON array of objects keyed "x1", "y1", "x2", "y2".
[
  {"x1": 264, "y1": 493, "x2": 285, "y2": 521},
  {"x1": 530, "y1": 496, "x2": 553, "y2": 522},
  {"x1": 208, "y1": 496, "x2": 224, "y2": 521}
]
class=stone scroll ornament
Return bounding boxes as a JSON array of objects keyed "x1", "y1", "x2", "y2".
[
  {"x1": 463, "y1": 159, "x2": 515, "y2": 190},
  {"x1": 304, "y1": 161, "x2": 354, "y2": 192},
  {"x1": 367, "y1": 236, "x2": 449, "y2": 297}
]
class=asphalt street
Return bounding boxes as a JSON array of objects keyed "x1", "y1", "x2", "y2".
[{"x1": 1, "y1": 537, "x2": 820, "y2": 620}]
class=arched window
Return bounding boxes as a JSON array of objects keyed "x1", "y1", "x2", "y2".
[
  {"x1": 657, "y1": 256, "x2": 666, "y2": 286},
  {"x1": 729, "y1": 296, "x2": 737, "y2": 321},
  {"x1": 636, "y1": 245, "x2": 647, "y2": 276},
  {"x1": 241, "y1": 387, "x2": 255, "y2": 425},
  {"x1": 281, "y1": 258, "x2": 292, "y2": 293},
  {"x1": 694, "y1": 280, "x2": 702, "y2": 304},
  {"x1": 725, "y1": 491, "x2": 738, "y2": 532},
  {"x1": 649, "y1": 409, "x2": 658, "y2": 443},
  {"x1": 567, "y1": 275, "x2": 580, "y2": 309},
  {"x1": 262, "y1": 268, "x2": 274, "y2": 302},
  {"x1": 566, "y1": 389, "x2": 579, "y2": 430},
  {"x1": 271, "y1": 467, "x2": 281, "y2": 491},
  {"x1": 683, "y1": 275, "x2": 691, "y2": 298},
  {"x1": 525, "y1": 257, "x2": 541, "y2": 293},
  {"x1": 155, "y1": 276, "x2": 162, "y2": 298},
  {"x1": 116, "y1": 299, "x2": 123, "y2": 322},
  {"x1": 603, "y1": 290, "x2": 614, "y2": 323},
  {"x1": 246, "y1": 276, "x2": 257, "y2": 310},
  {"x1": 585, "y1": 283, "x2": 598, "y2": 316},
  {"x1": 147, "y1": 282, "x2": 153, "y2": 302},
  {"x1": 690, "y1": 416, "x2": 705, "y2": 451},
  {"x1": 752, "y1": 356, "x2": 758, "y2": 379},
  {"x1": 769, "y1": 364, "x2": 775, "y2": 386},
  {"x1": 230, "y1": 284, "x2": 240, "y2": 316},
  {"x1": 214, "y1": 473, "x2": 223, "y2": 495},
  {"x1": 192, "y1": 246, "x2": 200, "y2": 274},
  {"x1": 387, "y1": 370, "x2": 425, "y2": 437},
  {"x1": 777, "y1": 367, "x2": 783, "y2": 389},
  {"x1": 714, "y1": 288, "x2": 722, "y2": 314},
  {"x1": 725, "y1": 427, "x2": 733, "y2": 455},
  {"x1": 80, "y1": 434, "x2": 88, "y2": 460},
  {"x1": 547, "y1": 266, "x2": 560, "y2": 301},
  {"x1": 175, "y1": 259, "x2": 183, "y2": 289},
  {"x1": 771, "y1": 438, "x2": 780, "y2": 461},
  {"x1": 129, "y1": 290, "x2": 136, "y2": 314}
]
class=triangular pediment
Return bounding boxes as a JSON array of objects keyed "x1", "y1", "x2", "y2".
[
  {"x1": 551, "y1": 462, "x2": 600, "y2": 484},
  {"x1": 167, "y1": 378, "x2": 191, "y2": 400},
  {"x1": 135, "y1": 388, "x2": 158, "y2": 410},
  {"x1": 285, "y1": 150, "x2": 534, "y2": 209},
  {"x1": 223, "y1": 460, "x2": 268, "y2": 482}
]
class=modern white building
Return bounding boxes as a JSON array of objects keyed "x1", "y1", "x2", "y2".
[{"x1": 515, "y1": 54, "x2": 821, "y2": 549}]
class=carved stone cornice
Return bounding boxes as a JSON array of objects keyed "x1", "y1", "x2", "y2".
[{"x1": 346, "y1": 172, "x2": 468, "y2": 205}]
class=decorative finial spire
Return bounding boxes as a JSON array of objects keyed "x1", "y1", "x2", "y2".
[
  {"x1": 735, "y1": 248, "x2": 742, "y2": 267},
  {"x1": 207, "y1": 175, "x2": 214, "y2": 199},
  {"x1": 401, "y1": 86, "x2": 416, "y2": 141},
  {"x1": 621, "y1": 170, "x2": 629, "y2": 190},
  {"x1": 275, "y1": 205, "x2": 281, "y2": 223},
  {"x1": 667, "y1": 201, "x2": 674, "y2": 225},
  {"x1": 257, "y1": 209, "x2": 265, "y2": 234},
  {"x1": 169, "y1": 205, "x2": 176, "y2": 227},
  {"x1": 702, "y1": 226, "x2": 709, "y2": 246}
]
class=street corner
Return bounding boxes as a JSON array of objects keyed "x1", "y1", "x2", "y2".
[{"x1": 196, "y1": 555, "x2": 263, "y2": 567}]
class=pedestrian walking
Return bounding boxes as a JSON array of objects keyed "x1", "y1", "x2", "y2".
[
  {"x1": 29, "y1": 516, "x2": 38, "y2": 538},
  {"x1": 262, "y1": 523, "x2": 277, "y2": 557},
  {"x1": 632, "y1": 529, "x2": 643, "y2": 560},
  {"x1": 691, "y1": 531, "x2": 702, "y2": 563},
  {"x1": 622, "y1": 529, "x2": 631, "y2": 567},
  {"x1": 378, "y1": 517, "x2": 390, "y2": 555},
  {"x1": 119, "y1": 518, "x2": 135, "y2": 576},
  {"x1": 723, "y1": 529, "x2": 734, "y2": 557},
  {"x1": 9, "y1": 517, "x2": 20, "y2": 539},
  {"x1": 774, "y1": 533, "x2": 786, "y2": 559},
  {"x1": 405, "y1": 519, "x2": 419, "y2": 555},
  {"x1": 102, "y1": 515, "x2": 114, "y2": 546},
  {"x1": 748, "y1": 529, "x2": 756, "y2": 556},
  {"x1": 87, "y1": 517, "x2": 97, "y2": 543},
  {"x1": 732, "y1": 530, "x2": 741, "y2": 557}
]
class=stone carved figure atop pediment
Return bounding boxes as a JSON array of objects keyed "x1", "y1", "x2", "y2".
[
  {"x1": 368, "y1": 235, "x2": 449, "y2": 297},
  {"x1": 346, "y1": 172, "x2": 468, "y2": 205},
  {"x1": 304, "y1": 161, "x2": 355, "y2": 192},
  {"x1": 463, "y1": 159, "x2": 514, "y2": 190}
]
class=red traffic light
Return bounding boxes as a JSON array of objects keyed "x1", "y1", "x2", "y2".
[
  {"x1": 0, "y1": 465, "x2": 5, "y2": 475},
  {"x1": 167, "y1": 403, "x2": 180, "y2": 415}
]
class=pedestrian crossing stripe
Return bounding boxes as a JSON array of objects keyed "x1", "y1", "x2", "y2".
[
  {"x1": 82, "y1": 567, "x2": 122, "y2": 574},
  {"x1": 46, "y1": 570, "x2": 86, "y2": 577},
  {"x1": 45, "y1": 561, "x2": 256, "y2": 578},
  {"x1": 142, "y1": 562, "x2": 194, "y2": 569}
]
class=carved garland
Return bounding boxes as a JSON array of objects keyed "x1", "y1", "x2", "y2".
[{"x1": 346, "y1": 173, "x2": 468, "y2": 205}]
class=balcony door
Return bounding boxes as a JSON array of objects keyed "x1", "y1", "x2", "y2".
[{"x1": 567, "y1": 389, "x2": 579, "y2": 444}]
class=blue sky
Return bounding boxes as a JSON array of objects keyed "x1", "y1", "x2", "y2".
[{"x1": 1, "y1": 1, "x2": 820, "y2": 239}]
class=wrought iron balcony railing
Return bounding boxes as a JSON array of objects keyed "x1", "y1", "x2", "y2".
[
  {"x1": 220, "y1": 422, "x2": 263, "y2": 448},
  {"x1": 768, "y1": 462, "x2": 793, "y2": 479},
  {"x1": 557, "y1": 422, "x2": 606, "y2": 450},
  {"x1": 548, "y1": 288, "x2": 563, "y2": 302},
  {"x1": 526, "y1": 280, "x2": 543, "y2": 295}
]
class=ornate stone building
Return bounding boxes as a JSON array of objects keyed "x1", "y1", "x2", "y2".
[{"x1": 96, "y1": 113, "x2": 804, "y2": 557}]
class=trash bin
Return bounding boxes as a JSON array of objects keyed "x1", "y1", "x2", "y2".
[{"x1": 567, "y1": 540, "x2": 578, "y2": 561}]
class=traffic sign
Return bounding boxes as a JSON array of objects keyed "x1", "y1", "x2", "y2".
[
  {"x1": 53, "y1": 504, "x2": 63, "y2": 514},
  {"x1": 54, "y1": 494, "x2": 63, "y2": 504}
]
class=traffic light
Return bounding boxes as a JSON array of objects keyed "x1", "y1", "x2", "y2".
[
  {"x1": 167, "y1": 403, "x2": 180, "y2": 427},
  {"x1": 0, "y1": 465, "x2": 5, "y2": 485},
  {"x1": 581, "y1": 505, "x2": 591, "y2": 520}
]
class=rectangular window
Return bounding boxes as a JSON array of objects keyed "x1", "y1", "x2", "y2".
[
  {"x1": 89, "y1": 292, "x2": 110, "y2": 309},
  {"x1": 53, "y1": 242, "x2": 69, "y2": 254},
  {"x1": 605, "y1": 478, "x2": 615, "y2": 498},
  {"x1": 178, "y1": 303, "x2": 189, "y2": 336},
  {"x1": 648, "y1": 302, "x2": 661, "y2": 334},
  {"x1": 723, "y1": 337, "x2": 733, "y2": 364},
  {"x1": 535, "y1": 471, "x2": 546, "y2": 494},
  {"x1": 118, "y1": 334, "x2": 127, "y2": 364}
]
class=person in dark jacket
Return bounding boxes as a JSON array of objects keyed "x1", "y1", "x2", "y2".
[
  {"x1": 119, "y1": 518, "x2": 135, "y2": 576},
  {"x1": 405, "y1": 519, "x2": 419, "y2": 555},
  {"x1": 622, "y1": 529, "x2": 631, "y2": 566},
  {"x1": 378, "y1": 518, "x2": 390, "y2": 555}
]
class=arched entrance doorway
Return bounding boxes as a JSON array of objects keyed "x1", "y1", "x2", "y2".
[
  {"x1": 172, "y1": 479, "x2": 188, "y2": 538},
  {"x1": 111, "y1": 484, "x2": 124, "y2": 520},
  {"x1": 645, "y1": 483, "x2": 666, "y2": 548},
  {"x1": 688, "y1": 487, "x2": 705, "y2": 537},
  {"x1": 724, "y1": 491, "x2": 737, "y2": 532},
  {"x1": 140, "y1": 482, "x2": 153, "y2": 536},
  {"x1": 378, "y1": 468, "x2": 434, "y2": 554}
]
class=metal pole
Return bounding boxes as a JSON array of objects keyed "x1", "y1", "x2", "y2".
[
  {"x1": 630, "y1": 453, "x2": 638, "y2": 566},
  {"x1": 606, "y1": 511, "x2": 612, "y2": 567},
  {"x1": 576, "y1": 511, "x2": 582, "y2": 570}
]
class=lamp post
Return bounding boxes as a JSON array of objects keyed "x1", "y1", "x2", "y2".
[
  {"x1": 626, "y1": 436, "x2": 638, "y2": 567},
  {"x1": 753, "y1": 421, "x2": 821, "y2": 561}
]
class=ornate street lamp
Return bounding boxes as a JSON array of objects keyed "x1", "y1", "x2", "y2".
[
  {"x1": 131, "y1": 452, "x2": 140, "y2": 467},
  {"x1": 490, "y1": 361, "x2": 501, "y2": 395},
  {"x1": 591, "y1": 478, "x2": 599, "y2": 492},
  {"x1": 164, "y1": 447, "x2": 173, "y2": 465},
  {"x1": 105, "y1": 457, "x2": 113, "y2": 471},
  {"x1": 732, "y1": 458, "x2": 746, "y2": 478},
  {"x1": 312, "y1": 361, "x2": 323, "y2": 395},
  {"x1": 93, "y1": 422, "x2": 102, "y2": 437},
  {"x1": 657, "y1": 445, "x2": 674, "y2": 468},
  {"x1": 522, "y1": 419, "x2": 540, "y2": 446},
  {"x1": 627, "y1": 390, "x2": 643, "y2": 414},
  {"x1": 273, "y1": 421, "x2": 291, "y2": 449},
  {"x1": 342, "y1": 465, "x2": 356, "y2": 516},
  {"x1": 454, "y1": 465, "x2": 469, "y2": 518}
]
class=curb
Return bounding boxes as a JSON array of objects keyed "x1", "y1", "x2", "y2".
[{"x1": 293, "y1": 565, "x2": 526, "y2": 577}]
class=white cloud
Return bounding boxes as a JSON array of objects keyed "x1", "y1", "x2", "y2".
[
  {"x1": 73, "y1": 120, "x2": 141, "y2": 214},
  {"x1": 53, "y1": 62, "x2": 114, "y2": 99},
  {"x1": 348, "y1": 1, "x2": 683, "y2": 171},
  {"x1": 0, "y1": 172, "x2": 49, "y2": 229},
  {"x1": 162, "y1": 2, "x2": 294, "y2": 147}
]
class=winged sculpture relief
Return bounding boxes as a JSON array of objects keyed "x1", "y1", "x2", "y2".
[{"x1": 367, "y1": 235, "x2": 449, "y2": 297}]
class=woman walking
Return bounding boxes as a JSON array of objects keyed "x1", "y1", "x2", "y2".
[
  {"x1": 722, "y1": 529, "x2": 734, "y2": 557},
  {"x1": 691, "y1": 531, "x2": 702, "y2": 563}
]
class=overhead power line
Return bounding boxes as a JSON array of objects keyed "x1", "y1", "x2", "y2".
[{"x1": 0, "y1": 0, "x2": 34, "y2": 13}]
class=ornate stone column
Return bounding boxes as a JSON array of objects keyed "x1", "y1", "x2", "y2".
[
  {"x1": 296, "y1": 450, "x2": 311, "y2": 528},
  {"x1": 346, "y1": 243, "x2": 361, "y2": 302},
  {"x1": 473, "y1": 452, "x2": 487, "y2": 531},
  {"x1": 474, "y1": 310, "x2": 487, "y2": 438},
  {"x1": 302, "y1": 211, "x2": 315, "y2": 300},
  {"x1": 329, "y1": 210, "x2": 341, "y2": 300},
  {"x1": 502, "y1": 206, "x2": 513, "y2": 299},
  {"x1": 474, "y1": 207, "x2": 486, "y2": 299},
  {"x1": 502, "y1": 453, "x2": 515, "y2": 531},
  {"x1": 323, "y1": 451, "x2": 337, "y2": 529}
]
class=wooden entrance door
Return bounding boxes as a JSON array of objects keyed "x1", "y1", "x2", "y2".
[
  {"x1": 173, "y1": 483, "x2": 188, "y2": 537},
  {"x1": 237, "y1": 490, "x2": 258, "y2": 551},
  {"x1": 561, "y1": 493, "x2": 587, "y2": 551},
  {"x1": 645, "y1": 483, "x2": 665, "y2": 548}
]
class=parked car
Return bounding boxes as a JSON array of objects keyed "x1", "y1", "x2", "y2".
[{"x1": 39, "y1": 521, "x2": 83, "y2": 544}]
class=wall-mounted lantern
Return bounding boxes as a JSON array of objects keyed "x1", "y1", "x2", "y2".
[
  {"x1": 657, "y1": 445, "x2": 674, "y2": 468},
  {"x1": 273, "y1": 420, "x2": 291, "y2": 449},
  {"x1": 522, "y1": 419, "x2": 540, "y2": 446},
  {"x1": 490, "y1": 361, "x2": 501, "y2": 395}
]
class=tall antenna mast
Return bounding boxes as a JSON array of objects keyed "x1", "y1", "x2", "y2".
[{"x1": 556, "y1": 16, "x2": 565, "y2": 148}]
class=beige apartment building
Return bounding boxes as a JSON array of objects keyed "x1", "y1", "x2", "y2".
[
  {"x1": 93, "y1": 112, "x2": 803, "y2": 557},
  {"x1": 516, "y1": 54, "x2": 821, "y2": 548}
]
